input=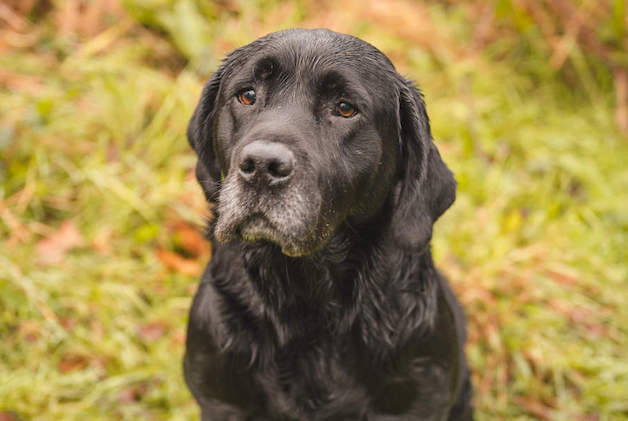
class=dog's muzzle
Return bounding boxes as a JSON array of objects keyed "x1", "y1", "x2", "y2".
[
  {"x1": 237, "y1": 140, "x2": 296, "y2": 188},
  {"x1": 213, "y1": 140, "x2": 326, "y2": 256}
]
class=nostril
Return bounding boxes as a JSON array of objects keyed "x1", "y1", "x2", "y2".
[
  {"x1": 268, "y1": 158, "x2": 293, "y2": 179},
  {"x1": 239, "y1": 157, "x2": 255, "y2": 175},
  {"x1": 238, "y1": 140, "x2": 295, "y2": 184}
]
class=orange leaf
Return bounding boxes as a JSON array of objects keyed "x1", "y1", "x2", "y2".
[
  {"x1": 0, "y1": 412, "x2": 18, "y2": 421},
  {"x1": 36, "y1": 221, "x2": 82, "y2": 264},
  {"x1": 18, "y1": 320, "x2": 40, "y2": 343},
  {"x1": 174, "y1": 224, "x2": 209, "y2": 258},
  {"x1": 58, "y1": 353, "x2": 89, "y2": 374},
  {"x1": 118, "y1": 387, "x2": 141, "y2": 404},
  {"x1": 171, "y1": 329, "x2": 186, "y2": 347},
  {"x1": 91, "y1": 226, "x2": 113, "y2": 254},
  {"x1": 156, "y1": 249, "x2": 201, "y2": 276},
  {"x1": 513, "y1": 396, "x2": 554, "y2": 420},
  {"x1": 138, "y1": 321, "x2": 168, "y2": 342}
]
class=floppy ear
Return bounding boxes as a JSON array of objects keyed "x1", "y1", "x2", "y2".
[
  {"x1": 187, "y1": 65, "x2": 226, "y2": 202},
  {"x1": 391, "y1": 79, "x2": 456, "y2": 252}
]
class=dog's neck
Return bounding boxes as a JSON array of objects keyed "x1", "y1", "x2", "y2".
[{"x1": 234, "y1": 220, "x2": 439, "y2": 352}]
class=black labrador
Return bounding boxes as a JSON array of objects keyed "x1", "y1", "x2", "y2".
[{"x1": 184, "y1": 28, "x2": 473, "y2": 420}]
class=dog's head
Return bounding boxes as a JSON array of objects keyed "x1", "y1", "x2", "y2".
[{"x1": 188, "y1": 29, "x2": 455, "y2": 257}]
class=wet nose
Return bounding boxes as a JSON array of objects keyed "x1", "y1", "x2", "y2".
[{"x1": 238, "y1": 141, "x2": 295, "y2": 185}]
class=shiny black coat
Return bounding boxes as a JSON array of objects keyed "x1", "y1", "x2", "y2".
[{"x1": 184, "y1": 29, "x2": 473, "y2": 420}]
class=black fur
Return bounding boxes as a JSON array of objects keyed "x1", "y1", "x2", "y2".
[{"x1": 184, "y1": 28, "x2": 473, "y2": 420}]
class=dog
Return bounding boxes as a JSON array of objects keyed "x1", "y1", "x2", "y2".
[{"x1": 184, "y1": 28, "x2": 473, "y2": 420}]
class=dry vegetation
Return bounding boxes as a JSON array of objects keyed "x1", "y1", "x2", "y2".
[{"x1": 1, "y1": 1, "x2": 627, "y2": 420}]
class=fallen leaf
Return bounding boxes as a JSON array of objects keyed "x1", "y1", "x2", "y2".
[
  {"x1": 36, "y1": 220, "x2": 82, "y2": 264},
  {"x1": 118, "y1": 384, "x2": 147, "y2": 404},
  {"x1": 0, "y1": 411, "x2": 18, "y2": 421},
  {"x1": 59, "y1": 317, "x2": 76, "y2": 330},
  {"x1": 546, "y1": 268, "x2": 579, "y2": 287},
  {"x1": 174, "y1": 223, "x2": 209, "y2": 257},
  {"x1": 91, "y1": 226, "x2": 113, "y2": 254},
  {"x1": 18, "y1": 320, "x2": 40, "y2": 343},
  {"x1": 89, "y1": 318, "x2": 105, "y2": 341},
  {"x1": 177, "y1": 187, "x2": 213, "y2": 221},
  {"x1": 58, "y1": 353, "x2": 89, "y2": 374},
  {"x1": 54, "y1": 0, "x2": 125, "y2": 38},
  {"x1": 171, "y1": 329, "x2": 186, "y2": 347},
  {"x1": 513, "y1": 396, "x2": 554, "y2": 420},
  {"x1": 156, "y1": 249, "x2": 201, "y2": 276},
  {"x1": 0, "y1": 202, "x2": 30, "y2": 246},
  {"x1": 0, "y1": 70, "x2": 44, "y2": 94},
  {"x1": 138, "y1": 321, "x2": 168, "y2": 342},
  {"x1": 577, "y1": 415, "x2": 599, "y2": 421}
]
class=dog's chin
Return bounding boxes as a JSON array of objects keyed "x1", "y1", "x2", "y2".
[{"x1": 214, "y1": 214, "x2": 320, "y2": 258}]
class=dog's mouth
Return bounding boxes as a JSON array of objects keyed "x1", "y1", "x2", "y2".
[
  {"x1": 237, "y1": 214, "x2": 280, "y2": 244},
  {"x1": 212, "y1": 170, "x2": 334, "y2": 257},
  {"x1": 214, "y1": 211, "x2": 314, "y2": 257}
]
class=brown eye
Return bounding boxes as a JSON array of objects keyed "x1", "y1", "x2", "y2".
[
  {"x1": 336, "y1": 101, "x2": 356, "y2": 117},
  {"x1": 238, "y1": 89, "x2": 256, "y2": 105}
]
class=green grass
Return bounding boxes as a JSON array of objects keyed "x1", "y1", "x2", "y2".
[{"x1": 1, "y1": 1, "x2": 627, "y2": 420}]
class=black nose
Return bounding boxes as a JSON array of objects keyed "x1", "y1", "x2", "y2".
[{"x1": 238, "y1": 141, "x2": 295, "y2": 185}]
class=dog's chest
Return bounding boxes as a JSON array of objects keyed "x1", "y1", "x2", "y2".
[
  {"x1": 243, "y1": 333, "x2": 370, "y2": 417},
  {"x1": 218, "y1": 332, "x2": 453, "y2": 420}
]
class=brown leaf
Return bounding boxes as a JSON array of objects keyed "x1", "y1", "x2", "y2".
[
  {"x1": 156, "y1": 249, "x2": 201, "y2": 276},
  {"x1": 18, "y1": 320, "x2": 40, "y2": 343},
  {"x1": 59, "y1": 317, "x2": 76, "y2": 330},
  {"x1": 91, "y1": 226, "x2": 113, "y2": 254},
  {"x1": 177, "y1": 186, "x2": 213, "y2": 221},
  {"x1": 55, "y1": 0, "x2": 125, "y2": 38},
  {"x1": 138, "y1": 321, "x2": 168, "y2": 342},
  {"x1": 174, "y1": 224, "x2": 209, "y2": 258},
  {"x1": 513, "y1": 396, "x2": 554, "y2": 420},
  {"x1": 546, "y1": 268, "x2": 579, "y2": 287},
  {"x1": 577, "y1": 415, "x2": 599, "y2": 421},
  {"x1": 0, "y1": 2, "x2": 29, "y2": 31},
  {"x1": 171, "y1": 329, "x2": 186, "y2": 347},
  {"x1": 36, "y1": 220, "x2": 82, "y2": 264},
  {"x1": 58, "y1": 353, "x2": 89, "y2": 374},
  {"x1": 0, "y1": 70, "x2": 44, "y2": 94},
  {"x1": 614, "y1": 68, "x2": 628, "y2": 134},
  {"x1": 118, "y1": 384, "x2": 147, "y2": 404},
  {"x1": 0, "y1": 412, "x2": 18, "y2": 421},
  {"x1": 0, "y1": 201, "x2": 30, "y2": 246},
  {"x1": 89, "y1": 319, "x2": 105, "y2": 341}
]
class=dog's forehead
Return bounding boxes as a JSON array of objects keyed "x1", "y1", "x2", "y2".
[
  {"x1": 231, "y1": 29, "x2": 397, "y2": 82},
  {"x1": 271, "y1": 29, "x2": 388, "y2": 62}
]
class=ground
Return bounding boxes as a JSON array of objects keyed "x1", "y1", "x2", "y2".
[{"x1": 1, "y1": 1, "x2": 627, "y2": 420}]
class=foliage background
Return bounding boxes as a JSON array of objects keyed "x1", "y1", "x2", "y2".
[{"x1": 1, "y1": 0, "x2": 627, "y2": 420}]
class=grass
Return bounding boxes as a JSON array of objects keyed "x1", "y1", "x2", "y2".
[{"x1": 1, "y1": 1, "x2": 627, "y2": 420}]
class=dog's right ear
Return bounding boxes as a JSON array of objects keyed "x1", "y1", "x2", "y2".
[
  {"x1": 187, "y1": 65, "x2": 226, "y2": 202},
  {"x1": 390, "y1": 78, "x2": 456, "y2": 253}
]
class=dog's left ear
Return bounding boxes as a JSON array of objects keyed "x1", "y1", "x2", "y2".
[
  {"x1": 391, "y1": 78, "x2": 456, "y2": 252},
  {"x1": 187, "y1": 65, "x2": 226, "y2": 202}
]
